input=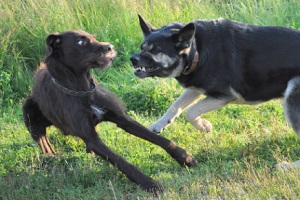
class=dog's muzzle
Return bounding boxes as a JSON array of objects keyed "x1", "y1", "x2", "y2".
[{"x1": 130, "y1": 54, "x2": 140, "y2": 66}]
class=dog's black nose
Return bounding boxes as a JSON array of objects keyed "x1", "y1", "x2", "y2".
[
  {"x1": 100, "y1": 42, "x2": 114, "y2": 52},
  {"x1": 105, "y1": 44, "x2": 113, "y2": 52},
  {"x1": 130, "y1": 55, "x2": 140, "y2": 65}
]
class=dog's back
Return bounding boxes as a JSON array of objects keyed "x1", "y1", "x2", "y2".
[{"x1": 190, "y1": 19, "x2": 300, "y2": 101}]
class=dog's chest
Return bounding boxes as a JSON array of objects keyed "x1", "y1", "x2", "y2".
[
  {"x1": 187, "y1": 86, "x2": 206, "y2": 94},
  {"x1": 90, "y1": 105, "x2": 106, "y2": 120}
]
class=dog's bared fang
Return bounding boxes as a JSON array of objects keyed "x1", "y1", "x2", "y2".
[
  {"x1": 22, "y1": 30, "x2": 197, "y2": 195},
  {"x1": 130, "y1": 15, "x2": 300, "y2": 169}
]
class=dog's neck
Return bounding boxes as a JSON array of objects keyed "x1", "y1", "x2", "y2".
[
  {"x1": 51, "y1": 76, "x2": 96, "y2": 97},
  {"x1": 182, "y1": 42, "x2": 199, "y2": 75},
  {"x1": 182, "y1": 51, "x2": 199, "y2": 75},
  {"x1": 48, "y1": 66, "x2": 96, "y2": 97},
  {"x1": 46, "y1": 58, "x2": 97, "y2": 95}
]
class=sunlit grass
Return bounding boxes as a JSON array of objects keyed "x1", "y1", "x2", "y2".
[{"x1": 1, "y1": 0, "x2": 300, "y2": 199}]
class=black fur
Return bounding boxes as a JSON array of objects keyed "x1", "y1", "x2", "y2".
[
  {"x1": 131, "y1": 15, "x2": 300, "y2": 168},
  {"x1": 131, "y1": 16, "x2": 300, "y2": 102}
]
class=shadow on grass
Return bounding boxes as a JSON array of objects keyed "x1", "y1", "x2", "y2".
[
  {"x1": 0, "y1": 150, "x2": 147, "y2": 199},
  {"x1": 192, "y1": 132, "x2": 300, "y2": 167},
  {"x1": 1, "y1": 127, "x2": 300, "y2": 199}
]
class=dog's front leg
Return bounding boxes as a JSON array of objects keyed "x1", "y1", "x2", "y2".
[
  {"x1": 149, "y1": 88, "x2": 202, "y2": 134},
  {"x1": 186, "y1": 97, "x2": 232, "y2": 132},
  {"x1": 108, "y1": 114, "x2": 198, "y2": 168},
  {"x1": 85, "y1": 131, "x2": 163, "y2": 196}
]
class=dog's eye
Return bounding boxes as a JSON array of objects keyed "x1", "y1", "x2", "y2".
[
  {"x1": 77, "y1": 39, "x2": 84, "y2": 46},
  {"x1": 150, "y1": 48, "x2": 160, "y2": 54},
  {"x1": 77, "y1": 38, "x2": 87, "y2": 46},
  {"x1": 77, "y1": 39, "x2": 83, "y2": 45}
]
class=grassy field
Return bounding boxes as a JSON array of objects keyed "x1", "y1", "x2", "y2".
[{"x1": 1, "y1": 0, "x2": 300, "y2": 199}]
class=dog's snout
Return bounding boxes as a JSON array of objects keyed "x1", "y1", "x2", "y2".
[
  {"x1": 130, "y1": 55, "x2": 140, "y2": 65},
  {"x1": 104, "y1": 44, "x2": 113, "y2": 52},
  {"x1": 99, "y1": 42, "x2": 114, "y2": 52},
  {"x1": 106, "y1": 44, "x2": 113, "y2": 52}
]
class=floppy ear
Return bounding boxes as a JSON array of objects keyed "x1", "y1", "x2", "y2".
[
  {"x1": 138, "y1": 14, "x2": 156, "y2": 37},
  {"x1": 174, "y1": 22, "x2": 196, "y2": 51},
  {"x1": 46, "y1": 33, "x2": 61, "y2": 57}
]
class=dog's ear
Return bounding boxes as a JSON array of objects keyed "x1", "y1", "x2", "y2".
[
  {"x1": 46, "y1": 33, "x2": 62, "y2": 56},
  {"x1": 173, "y1": 22, "x2": 196, "y2": 51},
  {"x1": 138, "y1": 14, "x2": 156, "y2": 37}
]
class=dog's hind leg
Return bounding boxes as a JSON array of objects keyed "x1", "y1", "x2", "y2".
[
  {"x1": 186, "y1": 96, "x2": 232, "y2": 132},
  {"x1": 149, "y1": 88, "x2": 202, "y2": 134},
  {"x1": 283, "y1": 77, "x2": 300, "y2": 135},
  {"x1": 276, "y1": 77, "x2": 300, "y2": 170},
  {"x1": 22, "y1": 97, "x2": 55, "y2": 155}
]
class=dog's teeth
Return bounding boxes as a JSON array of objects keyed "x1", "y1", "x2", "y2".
[
  {"x1": 135, "y1": 67, "x2": 143, "y2": 72},
  {"x1": 134, "y1": 67, "x2": 147, "y2": 72}
]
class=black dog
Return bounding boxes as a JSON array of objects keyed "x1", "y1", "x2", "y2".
[
  {"x1": 130, "y1": 15, "x2": 300, "y2": 169},
  {"x1": 22, "y1": 30, "x2": 197, "y2": 195}
]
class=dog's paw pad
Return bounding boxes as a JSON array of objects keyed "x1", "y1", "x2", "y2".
[
  {"x1": 149, "y1": 125, "x2": 160, "y2": 133},
  {"x1": 149, "y1": 122, "x2": 168, "y2": 134}
]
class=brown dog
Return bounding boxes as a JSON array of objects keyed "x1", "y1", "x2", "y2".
[{"x1": 22, "y1": 30, "x2": 197, "y2": 195}]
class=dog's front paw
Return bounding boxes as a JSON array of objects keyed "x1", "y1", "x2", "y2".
[
  {"x1": 139, "y1": 178, "x2": 164, "y2": 197},
  {"x1": 174, "y1": 148, "x2": 198, "y2": 168},
  {"x1": 191, "y1": 118, "x2": 212, "y2": 132},
  {"x1": 149, "y1": 121, "x2": 170, "y2": 134},
  {"x1": 166, "y1": 141, "x2": 198, "y2": 168}
]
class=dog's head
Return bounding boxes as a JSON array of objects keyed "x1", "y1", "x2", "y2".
[
  {"x1": 45, "y1": 30, "x2": 116, "y2": 73},
  {"x1": 130, "y1": 15, "x2": 196, "y2": 78}
]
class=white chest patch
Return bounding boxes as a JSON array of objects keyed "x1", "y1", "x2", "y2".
[{"x1": 90, "y1": 105, "x2": 106, "y2": 120}]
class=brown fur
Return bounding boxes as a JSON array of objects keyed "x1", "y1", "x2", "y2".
[{"x1": 22, "y1": 30, "x2": 197, "y2": 195}]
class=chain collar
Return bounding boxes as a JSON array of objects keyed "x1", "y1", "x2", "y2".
[{"x1": 51, "y1": 77, "x2": 96, "y2": 97}]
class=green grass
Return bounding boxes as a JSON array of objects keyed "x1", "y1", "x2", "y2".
[{"x1": 1, "y1": 0, "x2": 300, "y2": 199}]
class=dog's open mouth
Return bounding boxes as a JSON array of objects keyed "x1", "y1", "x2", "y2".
[
  {"x1": 96, "y1": 52, "x2": 117, "y2": 66},
  {"x1": 134, "y1": 66, "x2": 160, "y2": 73},
  {"x1": 134, "y1": 66, "x2": 160, "y2": 77}
]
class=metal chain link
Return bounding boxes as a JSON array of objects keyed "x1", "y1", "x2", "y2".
[{"x1": 51, "y1": 77, "x2": 96, "y2": 97}]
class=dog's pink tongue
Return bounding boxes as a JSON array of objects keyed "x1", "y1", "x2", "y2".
[
  {"x1": 106, "y1": 55, "x2": 114, "y2": 61},
  {"x1": 103, "y1": 53, "x2": 115, "y2": 61},
  {"x1": 98, "y1": 56, "x2": 114, "y2": 65}
]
